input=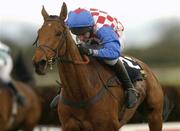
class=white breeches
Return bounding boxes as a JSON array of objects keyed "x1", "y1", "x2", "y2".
[
  {"x1": 0, "y1": 53, "x2": 13, "y2": 83},
  {"x1": 104, "y1": 58, "x2": 119, "y2": 66}
]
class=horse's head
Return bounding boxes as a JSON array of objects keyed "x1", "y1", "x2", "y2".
[{"x1": 32, "y1": 2, "x2": 67, "y2": 75}]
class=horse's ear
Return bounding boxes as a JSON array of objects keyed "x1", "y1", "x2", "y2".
[
  {"x1": 59, "y1": 2, "x2": 67, "y2": 21},
  {"x1": 41, "y1": 6, "x2": 49, "y2": 21}
]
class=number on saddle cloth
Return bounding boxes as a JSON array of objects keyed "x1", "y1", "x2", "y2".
[{"x1": 119, "y1": 56, "x2": 146, "y2": 83}]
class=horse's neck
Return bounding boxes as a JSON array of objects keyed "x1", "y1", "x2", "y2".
[{"x1": 58, "y1": 31, "x2": 94, "y2": 100}]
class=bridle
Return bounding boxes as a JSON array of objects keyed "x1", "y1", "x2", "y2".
[
  {"x1": 33, "y1": 17, "x2": 89, "y2": 69},
  {"x1": 33, "y1": 17, "x2": 119, "y2": 109}
]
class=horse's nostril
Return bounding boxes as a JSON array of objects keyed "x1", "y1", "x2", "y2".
[{"x1": 39, "y1": 59, "x2": 47, "y2": 67}]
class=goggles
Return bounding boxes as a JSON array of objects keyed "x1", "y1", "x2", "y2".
[{"x1": 70, "y1": 27, "x2": 93, "y2": 36}]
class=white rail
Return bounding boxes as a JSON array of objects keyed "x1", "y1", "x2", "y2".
[{"x1": 34, "y1": 122, "x2": 180, "y2": 131}]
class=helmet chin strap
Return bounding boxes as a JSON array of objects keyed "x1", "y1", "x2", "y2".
[{"x1": 89, "y1": 26, "x2": 94, "y2": 37}]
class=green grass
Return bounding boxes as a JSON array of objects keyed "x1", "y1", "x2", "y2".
[{"x1": 152, "y1": 67, "x2": 180, "y2": 86}]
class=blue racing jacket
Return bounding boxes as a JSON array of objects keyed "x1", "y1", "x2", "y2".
[
  {"x1": 94, "y1": 26, "x2": 121, "y2": 60},
  {"x1": 66, "y1": 8, "x2": 121, "y2": 60}
]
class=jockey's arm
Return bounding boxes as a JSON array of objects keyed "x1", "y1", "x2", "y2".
[{"x1": 92, "y1": 26, "x2": 121, "y2": 60}]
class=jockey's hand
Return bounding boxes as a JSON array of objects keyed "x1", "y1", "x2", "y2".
[{"x1": 77, "y1": 44, "x2": 93, "y2": 56}]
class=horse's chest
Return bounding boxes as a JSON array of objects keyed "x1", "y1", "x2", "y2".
[{"x1": 70, "y1": 109, "x2": 88, "y2": 120}]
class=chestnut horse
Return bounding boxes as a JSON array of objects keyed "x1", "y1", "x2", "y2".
[
  {"x1": 0, "y1": 81, "x2": 41, "y2": 131},
  {"x1": 32, "y1": 2, "x2": 170, "y2": 131}
]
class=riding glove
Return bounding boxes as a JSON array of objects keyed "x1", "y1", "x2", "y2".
[{"x1": 77, "y1": 45, "x2": 93, "y2": 56}]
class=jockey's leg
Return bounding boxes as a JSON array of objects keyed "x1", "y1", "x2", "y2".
[{"x1": 111, "y1": 59, "x2": 139, "y2": 108}]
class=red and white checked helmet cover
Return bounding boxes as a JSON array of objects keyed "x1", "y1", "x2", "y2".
[{"x1": 90, "y1": 8, "x2": 124, "y2": 38}]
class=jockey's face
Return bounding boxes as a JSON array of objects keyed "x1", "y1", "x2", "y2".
[
  {"x1": 70, "y1": 27, "x2": 92, "y2": 42},
  {"x1": 77, "y1": 32, "x2": 91, "y2": 42}
]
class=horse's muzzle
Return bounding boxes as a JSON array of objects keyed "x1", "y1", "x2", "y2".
[{"x1": 32, "y1": 59, "x2": 47, "y2": 75}]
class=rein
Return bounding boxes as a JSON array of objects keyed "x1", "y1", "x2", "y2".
[{"x1": 57, "y1": 55, "x2": 89, "y2": 65}]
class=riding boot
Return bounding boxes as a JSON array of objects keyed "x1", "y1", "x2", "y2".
[
  {"x1": 50, "y1": 95, "x2": 60, "y2": 109},
  {"x1": 112, "y1": 60, "x2": 139, "y2": 108},
  {"x1": 7, "y1": 82, "x2": 27, "y2": 106}
]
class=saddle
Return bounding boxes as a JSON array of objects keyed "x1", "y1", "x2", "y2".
[
  {"x1": 120, "y1": 56, "x2": 146, "y2": 83},
  {"x1": 86, "y1": 42, "x2": 146, "y2": 83}
]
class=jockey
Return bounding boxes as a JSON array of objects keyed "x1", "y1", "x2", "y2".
[
  {"x1": 51, "y1": 8, "x2": 139, "y2": 109},
  {"x1": 0, "y1": 41, "x2": 26, "y2": 106}
]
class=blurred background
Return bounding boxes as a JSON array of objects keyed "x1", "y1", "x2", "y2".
[
  {"x1": 0, "y1": 0, "x2": 180, "y2": 130},
  {"x1": 1, "y1": 0, "x2": 180, "y2": 86}
]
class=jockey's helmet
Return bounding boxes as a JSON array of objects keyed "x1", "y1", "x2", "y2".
[
  {"x1": 0, "y1": 41, "x2": 10, "y2": 53},
  {"x1": 66, "y1": 8, "x2": 94, "y2": 35}
]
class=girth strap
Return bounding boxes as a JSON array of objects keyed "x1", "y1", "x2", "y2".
[{"x1": 60, "y1": 77, "x2": 116, "y2": 109}]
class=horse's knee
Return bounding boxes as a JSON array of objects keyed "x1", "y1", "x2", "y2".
[
  {"x1": 95, "y1": 120, "x2": 120, "y2": 131},
  {"x1": 64, "y1": 118, "x2": 81, "y2": 131},
  {"x1": 108, "y1": 120, "x2": 120, "y2": 131},
  {"x1": 82, "y1": 121, "x2": 94, "y2": 131},
  {"x1": 148, "y1": 110, "x2": 162, "y2": 120},
  {"x1": 148, "y1": 110, "x2": 163, "y2": 131},
  {"x1": 0, "y1": 117, "x2": 6, "y2": 131}
]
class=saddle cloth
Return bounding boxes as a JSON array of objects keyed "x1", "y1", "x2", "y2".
[{"x1": 120, "y1": 56, "x2": 145, "y2": 83}]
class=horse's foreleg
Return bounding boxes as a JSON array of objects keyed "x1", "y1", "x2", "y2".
[
  {"x1": 82, "y1": 121, "x2": 94, "y2": 131},
  {"x1": 21, "y1": 123, "x2": 35, "y2": 131},
  {"x1": 108, "y1": 120, "x2": 120, "y2": 131},
  {"x1": 94, "y1": 120, "x2": 120, "y2": 131},
  {"x1": 0, "y1": 118, "x2": 6, "y2": 131},
  {"x1": 148, "y1": 109, "x2": 163, "y2": 131},
  {"x1": 62, "y1": 118, "x2": 82, "y2": 131}
]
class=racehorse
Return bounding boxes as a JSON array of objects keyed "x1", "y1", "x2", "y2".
[
  {"x1": 0, "y1": 80, "x2": 41, "y2": 131},
  {"x1": 32, "y1": 2, "x2": 171, "y2": 131},
  {"x1": 0, "y1": 81, "x2": 41, "y2": 131}
]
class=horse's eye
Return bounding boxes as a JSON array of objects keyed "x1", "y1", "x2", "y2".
[{"x1": 55, "y1": 32, "x2": 62, "y2": 36}]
